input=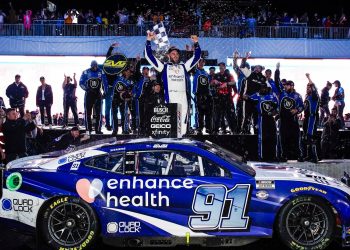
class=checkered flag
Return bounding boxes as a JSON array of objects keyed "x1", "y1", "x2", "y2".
[
  {"x1": 152, "y1": 22, "x2": 170, "y2": 49},
  {"x1": 151, "y1": 22, "x2": 171, "y2": 61}
]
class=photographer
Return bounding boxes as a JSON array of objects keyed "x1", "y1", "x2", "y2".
[
  {"x1": 26, "y1": 110, "x2": 44, "y2": 155},
  {"x1": 52, "y1": 126, "x2": 90, "y2": 151},
  {"x1": 2, "y1": 108, "x2": 36, "y2": 162},
  {"x1": 321, "y1": 107, "x2": 341, "y2": 159}
]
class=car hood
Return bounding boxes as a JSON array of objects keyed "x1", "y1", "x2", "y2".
[
  {"x1": 248, "y1": 161, "x2": 350, "y2": 193},
  {"x1": 6, "y1": 155, "x2": 55, "y2": 170}
]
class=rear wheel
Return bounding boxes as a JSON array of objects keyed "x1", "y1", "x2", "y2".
[
  {"x1": 40, "y1": 197, "x2": 99, "y2": 250},
  {"x1": 278, "y1": 196, "x2": 335, "y2": 250}
]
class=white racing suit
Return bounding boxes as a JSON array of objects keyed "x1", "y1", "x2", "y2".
[{"x1": 144, "y1": 40, "x2": 201, "y2": 135}]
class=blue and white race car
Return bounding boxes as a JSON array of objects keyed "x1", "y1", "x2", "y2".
[{"x1": 1, "y1": 138, "x2": 350, "y2": 250}]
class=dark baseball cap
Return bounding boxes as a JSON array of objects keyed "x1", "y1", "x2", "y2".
[
  {"x1": 167, "y1": 46, "x2": 180, "y2": 54},
  {"x1": 285, "y1": 80, "x2": 294, "y2": 86},
  {"x1": 333, "y1": 80, "x2": 340, "y2": 85},
  {"x1": 15, "y1": 74, "x2": 20, "y2": 78},
  {"x1": 40, "y1": 76, "x2": 45, "y2": 80},
  {"x1": 5, "y1": 108, "x2": 16, "y2": 114},
  {"x1": 71, "y1": 126, "x2": 79, "y2": 131}
]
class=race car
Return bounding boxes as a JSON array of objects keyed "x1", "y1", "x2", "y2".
[{"x1": 1, "y1": 138, "x2": 350, "y2": 250}]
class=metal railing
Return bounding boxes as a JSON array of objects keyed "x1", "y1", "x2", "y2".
[{"x1": 0, "y1": 23, "x2": 349, "y2": 39}]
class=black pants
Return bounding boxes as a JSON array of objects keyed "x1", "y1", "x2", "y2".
[
  {"x1": 240, "y1": 99, "x2": 256, "y2": 134},
  {"x1": 258, "y1": 115, "x2": 277, "y2": 161},
  {"x1": 319, "y1": 104, "x2": 330, "y2": 126},
  {"x1": 112, "y1": 99, "x2": 128, "y2": 133},
  {"x1": 138, "y1": 98, "x2": 146, "y2": 134},
  {"x1": 335, "y1": 102, "x2": 345, "y2": 128},
  {"x1": 63, "y1": 98, "x2": 79, "y2": 126},
  {"x1": 39, "y1": 101, "x2": 52, "y2": 125},
  {"x1": 279, "y1": 118, "x2": 302, "y2": 160},
  {"x1": 195, "y1": 95, "x2": 212, "y2": 131},
  {"x1": 84, "y1": 92, "x2": 102, "y2": 132},
  {"x1": 213, "y1": 94, "x2": 232, "y2": 132},
  {"x1": 129, "y1": 99, "x2": 137, "y2": 131}
]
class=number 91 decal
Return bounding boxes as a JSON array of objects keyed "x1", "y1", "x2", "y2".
[{"x1": 188, "y1": 184, "x2": 251, "y2": 231}]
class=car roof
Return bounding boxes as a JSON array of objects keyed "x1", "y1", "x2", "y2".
[{"x1": 98, "y1": 137, "x2": 202, "y2": 149}]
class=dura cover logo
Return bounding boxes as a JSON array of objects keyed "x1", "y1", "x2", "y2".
[{"x1": 76, "y1": 178, "x2": 103, "y2": 203}]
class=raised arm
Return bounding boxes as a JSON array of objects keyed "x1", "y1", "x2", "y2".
[
  {"x1": 184, "y1": 35, "x2": 201, "y2": 72},
  {"x1": 106, "y1": 42, "x2": 119, "y2": 58},
  {"x1": 73, "y1": 73, "x2": 77, "y2": 87},
  {"x1": 144, "y1": 31, "x2": 164, "y2": 72},
  {"x1": 240, "y1": 51, "x2": 252, "y2": 78},
  {"x1": 232, "y1": 49, "x2": 240, "y2": 74},
  {"x1": 79, "y1": 71, "x2": 88, "y2": 91},
  {"x1": 62, "y1": 74, "x2": 67, "y2": 89}
]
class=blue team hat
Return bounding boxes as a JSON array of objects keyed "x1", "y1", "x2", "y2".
[{"x1": 90, "y1": 60, "x2": 98, "y2": 67}]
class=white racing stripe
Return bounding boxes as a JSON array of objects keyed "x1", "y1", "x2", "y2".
[{"x1": 104, "y1": 207, "x2": 209, "y2": 237}]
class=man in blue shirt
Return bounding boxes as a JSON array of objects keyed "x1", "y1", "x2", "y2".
[
  {"x1": 303, "y1": 73, "x2": 320, "y2": 163},
  {"x1": 79, "y1": 60, "x2": 108, "y2": 135}
]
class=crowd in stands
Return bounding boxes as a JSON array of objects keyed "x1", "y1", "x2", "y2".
[{"x1": 0, "y1": 0, "x2": 348, "y2": 29}]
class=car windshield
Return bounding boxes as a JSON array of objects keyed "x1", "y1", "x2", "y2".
[{"x1": 200, "y1": 140, "x2": 256, "y2": 177}]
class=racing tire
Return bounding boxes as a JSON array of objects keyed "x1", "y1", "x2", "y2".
[
  {"x1": 40, "y1": 196, "x2": 99, "y2": 250},
  {"x1": 277, "y1": 196, "x2": 335, "y2": 250}
]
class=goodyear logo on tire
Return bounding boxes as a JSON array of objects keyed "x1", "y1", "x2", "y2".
[{"x1": 103, "y1": 54, "x2": 128, "y2": 75}]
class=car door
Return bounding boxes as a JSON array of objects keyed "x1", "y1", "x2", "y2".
[{"x1": 104, "y1": 149, "x2": 176, "y2": 237}]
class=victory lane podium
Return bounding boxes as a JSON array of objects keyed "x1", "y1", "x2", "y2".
[{"x1": 146, "y1": 103, "x2": 182, "y2": 138}]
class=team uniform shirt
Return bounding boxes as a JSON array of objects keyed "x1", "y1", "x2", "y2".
[
  {"x1": 79, "y1": 68, "x2": 108, "y2": 96},
  {"x1": 192, "y1": 68, "x2": 210, "y2": 96},
  {"x1": 113, "y1": 76, "x2": 134, "y2": 101},
  {"x1": 304, "y1": 86, "x2": 320, "y2": 136},
  {"x1": 279, "y1": 91, "x2": 304, "y2": 122}
]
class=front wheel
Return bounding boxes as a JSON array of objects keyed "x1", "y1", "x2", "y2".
[
  {"x1": 277, "y1": 196, "x2": 335, "y2": 250},
  {"x1": 40, "y1": 196, "x2": 99, "y2": 250}
]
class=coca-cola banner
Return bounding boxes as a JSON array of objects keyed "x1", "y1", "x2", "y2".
[{"x1": 148, "y1": 103, "x2": 181, "y2": 138}]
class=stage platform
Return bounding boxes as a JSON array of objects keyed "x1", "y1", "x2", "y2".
[{"x1": 39, "y1": 126, "x2": 350, "y2": 161}]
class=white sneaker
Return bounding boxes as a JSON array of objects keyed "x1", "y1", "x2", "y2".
[{"x1": 49, "y1": 124, "x2": 52, "y2": 129}]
